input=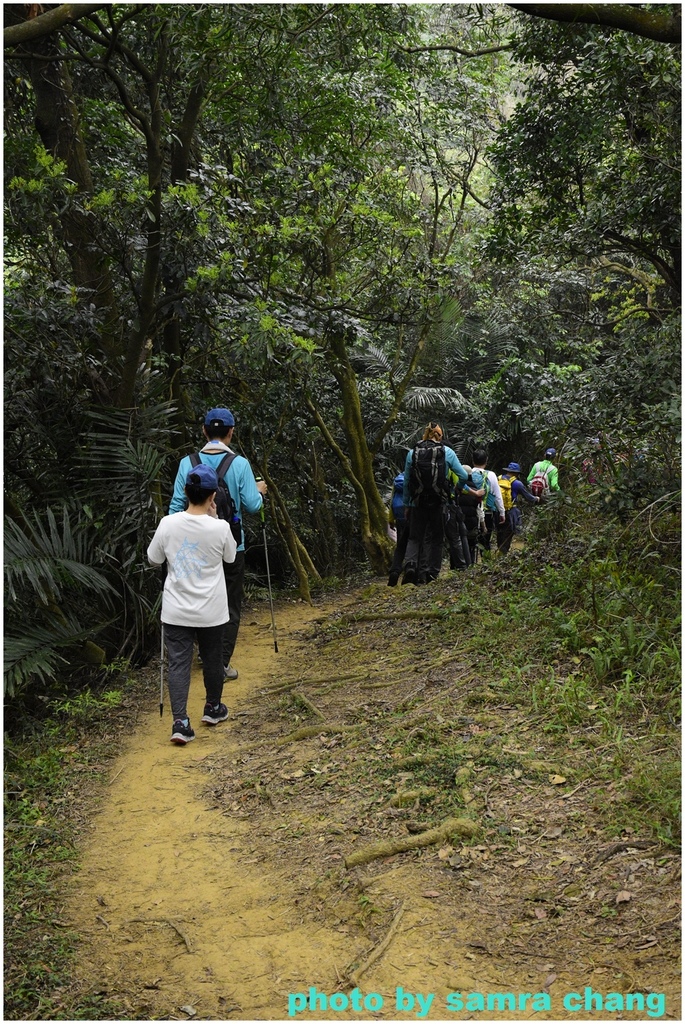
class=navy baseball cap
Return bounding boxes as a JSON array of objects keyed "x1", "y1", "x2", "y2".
[
  {"x1": 204, "y1": 407, "x2": 235, "y2": 428},
  {"x1": 187, "y1": 464, "x2": 219, "y2": 490},
  {"x1": 545, "y1": 447, "x2": 557, "y2": 457}
]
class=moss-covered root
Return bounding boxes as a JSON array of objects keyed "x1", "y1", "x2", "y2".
[{"x1": 344, "y1": 816, "x2": 478, "y2": 868}]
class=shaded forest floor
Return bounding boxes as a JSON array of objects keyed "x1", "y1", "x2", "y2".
[{"x1": 5, "y1": 549, "x2": 681, "y2": 1021}]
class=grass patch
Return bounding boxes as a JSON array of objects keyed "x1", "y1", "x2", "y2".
[{"x1": 4, "y1": 676, "x2": 149, "y2": 1020}]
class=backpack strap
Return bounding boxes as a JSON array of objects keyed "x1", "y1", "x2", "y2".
[{"x1": 216, "y1": 452, "x2": 238, "y2": 480}]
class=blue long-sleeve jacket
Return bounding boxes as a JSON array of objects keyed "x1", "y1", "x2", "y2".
[
  {"x1": 511, "y1": 477, "x2": 538, "y2": 504},
  {"x1": 402, "y1": 444, "x2": 468, "y2": 507},
  {"x1": 169, "y1": 446, "x2": 263, "y2": 551}
]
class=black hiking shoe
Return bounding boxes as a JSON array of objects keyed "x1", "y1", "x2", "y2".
[
  {"x1": 387, "y1": 572, "x2": 400, "y2": 587},
  {"x1": 201, "y1": 702, "x2": 229, "y2": 725},
  {"x1": 170, "y1": 719, "x2": 195, "y2": 744},
  {"x1": 402, "y1": 564, "x2": 417, "y2": 585}
]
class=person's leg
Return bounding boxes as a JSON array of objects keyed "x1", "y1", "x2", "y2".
[
  {"x1": 164, "y1": 623, "x2": 195, "y2": 723},
  {"x1": 445, "y1": 505, "x2": 467, "y2": 570},
  {"x1": 222, "y1": 551, "x2": 245, "y2": 671},
  {"x1": 497, "y1": 512, "x2": 514, "y2": 554},
  {"x1": 424, "y1": 504, "x2": 445, "y2": 581},
  {"x1": 197, "y1": 624, "x2": 226, "y2": 707},
  {"x1": 388, "y1": 520, "x2": 408, "y2": 584},
  {"x1": 402, "y1": 506, "x2": 425, "y2": 581},
  {"x1": 458, "y1": 519, "x2": 472, "y2": 567},
  {"x1": 482, "y1": 511, "x2": 494, "y2": 550}
]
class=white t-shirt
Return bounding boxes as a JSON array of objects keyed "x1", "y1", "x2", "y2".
[{"x1": 147, "y1": 512, "x2": 236, "y2": 627}]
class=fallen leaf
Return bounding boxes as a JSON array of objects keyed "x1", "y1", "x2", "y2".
[
  {"x1": 438, "y1": 846, "x2": 454, "y2": 860},
  {"x1": 422, "y1": 890, "x2": 442, "y2": 899},
  {"x1": 543, "y1": 973, "x2": 557, "y2": 991},
  {"x1": 535, "y1": 908, "x2": 547, "y2": 920},
  {"x1": 549, "y1": 775, "x2": 567, "y2": 785},
  {"x1": 179, "y1": 1006, "x2": 197, "y2": 1018},
  {"x1": 512, "y1": 858, "x2": 529, "y2": 867},
  {"x1": 616, "y1": 890, "x2": 633, "y2": 904}
]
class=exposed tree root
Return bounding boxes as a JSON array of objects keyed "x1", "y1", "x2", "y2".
[
  {"x1": 277, "y1": 724, "x2": 356, "y2": 744},
  {"x1": 291, "y1": 691, "x2": 325, "y2": 718},
  {"x1": 130, "y1": 917, "x2": 193, "y2": 953},
  {"x1": 389, "y1": 788, "x2": 436, "y2": 807},
  {"x1": 348, "y1": 902, "x2": 405, "y2": 986},
  {"x1": 345, "y1": 816, "x2": 478, "y2": 868},
  {"x1": 339, "y1": 610, "x2": 467, "y2": 624},
  {"x1": 395, "y1": 753, "x2": 438, "y2": 768}
]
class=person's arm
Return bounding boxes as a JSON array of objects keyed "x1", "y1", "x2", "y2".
[
  {"x1": 169, "y1": 456, "x2": 191, "y2": 514},
  {"x1": 222, "y1": 523, "x2": 238, "y2": 564},
  {"x1": 548, "y1": 463, "x2": 560, "y2": 491},
  {"x1": 233, "y1": 458, "x2": 264, "y2": 516},
  {"x1": 445, "y1": 447, "x2": 468, "y2": 483},
  {"x1": 513, "y1": 478, "x2": 539, "y2": 504},
  {"x1": 147, "y1": 521, "x2": 167, "y2": 566},
  {"x1": 402, "y1": 451, "x2": 413, "y2": 505},
  {"x1": 489, "y1": 471, "x2": 505, "y2": 520}
]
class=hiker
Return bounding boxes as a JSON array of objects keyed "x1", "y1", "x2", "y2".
[
  {"x1": 148, "y1": 464, "x2": 237, "y2": 744},
  {"x1": 527, "y1": 447, "x2": 561, "y2": 498},
  {"x1": 453, "y1": 465, "x2": 480, "y2": 566},
  {"x1": 169, "y1": 408, "x2": 267, "y2": 680},
  {"x1": 387, "y1": 472, "x2": 410, "y2": 586},
  {"x1": 471, "y1": 450, "x2": 505, "y2": 554},
  {"x1": 444, "y1": 466, "x2": 472, "y2": 569},
  {"x1": 401, "y1": 422, "x2": 482, "y2": 584},
  {"x1": 497, "y1": 461, "x2": 540, "y2": 555}
]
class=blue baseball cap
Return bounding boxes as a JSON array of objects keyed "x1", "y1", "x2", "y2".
[
  {"x1": 204, "y1": 407, "x2": 235, "y2": 428},
  {"x1": 503, "y1": 462, "x2": 521, "y2": 474},
  {"x1": 545, "y1": 447, "x2": 557, "y2": 457},
  {"x1": 187, "y1": 464, "x2": 219, "y2": 490}
]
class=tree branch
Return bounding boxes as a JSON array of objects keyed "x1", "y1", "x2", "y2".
[
  {"x1": 507, "y1": 4, "x2": 681, "y2": 45},
  {"x1": 4, "y1": 3, "x2": 106, "y2": 47},
  {"x1": 398, "y1": 42, "x2": 514, "y2": 57}
]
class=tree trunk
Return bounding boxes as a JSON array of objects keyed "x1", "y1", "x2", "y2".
[
  {"x1": 321, "y1": 332, "x2": 393, "y2": 573},
  {"x1": 24, "y1": 26, "x2": 121, "y2": 367}
]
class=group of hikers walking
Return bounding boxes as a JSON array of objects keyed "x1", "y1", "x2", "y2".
[
  {"x1": 387, "y1": 422, "x2": 560, "y2": 587},
  {"x1": 147, "y1": 410, "x2": 560, "y2": 743}
]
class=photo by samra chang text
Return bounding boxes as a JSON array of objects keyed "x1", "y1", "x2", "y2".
[{"x1": 287, "y1": 985, "x2": 667, "y2": 1018}]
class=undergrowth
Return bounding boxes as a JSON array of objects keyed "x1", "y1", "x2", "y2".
[
  {"x1": 4, "y1": 674, "x2": 145, "y2": 1021},
  {"x1": 3, "y1": 496, "x2": 680, "y2": 1018}
]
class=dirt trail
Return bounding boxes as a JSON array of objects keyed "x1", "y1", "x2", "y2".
[
  {"x1": 65, "y1": 595, "x2": 680, "y2": 1022},
  {"x1": 66, "y1": 602, "x2": 348, "y2": 1019},
  {"x1": 66, "y1": 602, "x2": 518, "y2": 1021}
]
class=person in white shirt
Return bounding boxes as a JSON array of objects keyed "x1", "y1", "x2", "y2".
[
  {"x1": 148, "y1": 463, "x2": 237, "y2": 744},
  {"x1": 471, "y1": 449, "x2": 505, "y2": 553}
]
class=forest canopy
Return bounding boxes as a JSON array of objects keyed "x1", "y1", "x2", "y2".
[{"x1": 4, "y1": 3, "x2": 681, "y2": 702}]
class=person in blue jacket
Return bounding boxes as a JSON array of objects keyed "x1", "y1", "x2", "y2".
[
  {"x1": 387, "y1": 472, "x2": 408, "y2": 586},
  {"x1": 170, "y1": 408, "x2": 267, "y2": 679},
  {"x1": 401, "y1": 422, "x2": 482, "y2": 585}
]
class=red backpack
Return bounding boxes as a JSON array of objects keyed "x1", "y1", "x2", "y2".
[{"x1": 529, "y1": 461, "x2": 551, "y2": 499}]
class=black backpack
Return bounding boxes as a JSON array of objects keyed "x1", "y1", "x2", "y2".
[
  {"x1": 409, "y1": 440, "x2": 448, "y2": 505},
  {"x1": 189, "y1": 452, "x2": 242, "y2": 543}
]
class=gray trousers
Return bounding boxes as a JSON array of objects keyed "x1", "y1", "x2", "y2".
[
  {"x1": 222, "y1": 551, "x2": 245, "y2": 665},
  {"x1": 164, "y1": 622, "x2": 225, "y2": 721}
]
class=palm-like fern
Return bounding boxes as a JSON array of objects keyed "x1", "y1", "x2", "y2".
[{"x1": 4, "y1": 507, "x2": 118, "y2": 697}]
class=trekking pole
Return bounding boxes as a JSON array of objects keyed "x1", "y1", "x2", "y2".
[
  {"x1": 159, "y1": 622, "x2": 165, "y2": 717},
  {"x1": 256, "y1": 482, "x2": 278, "y2": 653}
]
